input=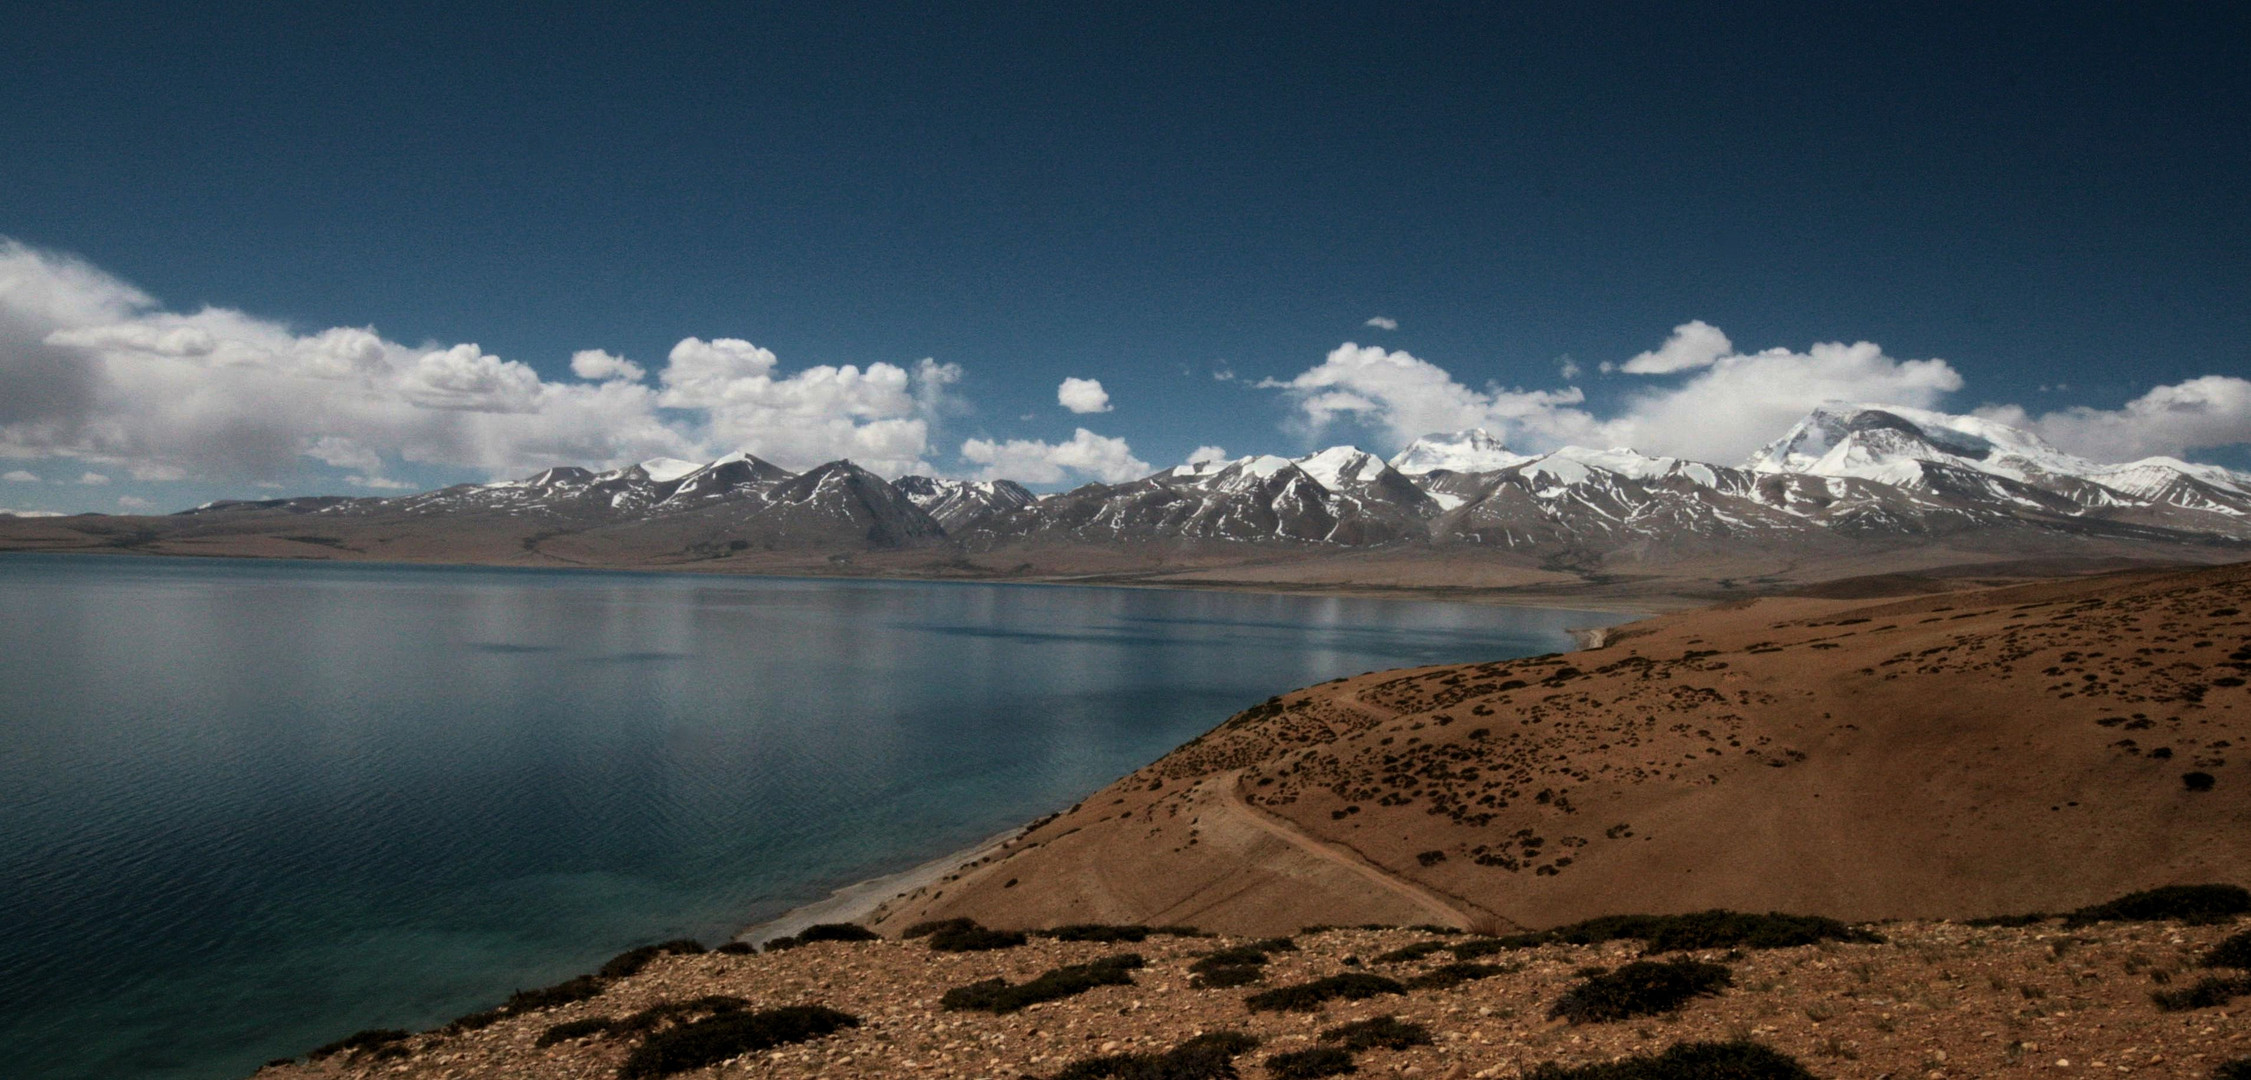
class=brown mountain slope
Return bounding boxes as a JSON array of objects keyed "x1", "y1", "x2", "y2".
[{"x1": 871, "y1": 562, "x2": 2251, "y2": 937}]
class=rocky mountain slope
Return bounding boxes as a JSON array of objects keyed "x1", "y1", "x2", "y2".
[{"x1": 869, "y1": 561, "x2": 2250, "y2": 937}]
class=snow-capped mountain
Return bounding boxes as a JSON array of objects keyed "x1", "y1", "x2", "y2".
[{"x1": 141, "y1": 404, "x2": 2251, "y2": 569}]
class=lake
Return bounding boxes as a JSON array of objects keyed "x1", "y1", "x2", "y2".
[{"x1": 0, "y1": 554, "x2": 1624, "y2": 1079}]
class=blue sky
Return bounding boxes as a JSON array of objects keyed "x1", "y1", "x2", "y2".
[{"x1": 2, "y1": 2, "x2": 2247, "y2": 512}]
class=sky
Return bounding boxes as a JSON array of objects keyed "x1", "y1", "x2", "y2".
[{"x1": 2, "y1": 2, "x2": 2248, "y2": 513}]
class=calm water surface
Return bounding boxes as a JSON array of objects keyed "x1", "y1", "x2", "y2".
[{"x1": 0, "y1": 554, "x2": 1625, "y2": 1079}]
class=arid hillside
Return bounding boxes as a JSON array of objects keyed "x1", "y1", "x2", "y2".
[{"x1": 872, "y1": 562, "x2": 2251, "y2": 937}]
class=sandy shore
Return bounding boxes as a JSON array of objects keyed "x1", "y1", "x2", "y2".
[{"x1": 733, "y1": 827, "x2": 1024, "y2": 946}]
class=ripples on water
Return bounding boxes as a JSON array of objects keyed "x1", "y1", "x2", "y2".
[{"x1": 0, "y1": 554, "x2": 1624, "y2": 1079}]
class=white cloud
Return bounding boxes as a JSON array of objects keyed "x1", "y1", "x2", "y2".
[
  {"x1": 569, "y1": 349, "x2": 646, "y2": 383},
  {"x1": 1619, "y1": 320, "x2": 1732, "y2": 374},
  {"x1": 2, "y1": 469, "x2": 35, "y2": 482},
  {"x1": 78, "y1": 471, "x2": 109, "y2": 485},
  {"x1": 1558, "y1": 357, "x2": 1581, "y2": 380},
  {"x1": 961, "y1": 428, "x2": 1151, "y2": 485},
  {"x1": 1979, "y1": 375, "x2": 2251, "y2": 462},
  {"x1": 1185, "y1": 445, "x2": 1230, "y2": 465},
  {"x1": 1364, "y1": 316, "x2": 1398, "y2": 331},
  {"x1": 0, "y1": 239, "x2": 967, "y2": 486},
  {"x1": 1057, "y1": 377, "x2": 1112, "y2": 414},
  {"x1": 117, "y1": 495, "x2": 150, "y2": 509},
  {"x1": 1269, "y1": 330, "x2": 1967, "y2": 463},
  {"x1": 347, "y1": 474, "x2": 416, "y2": 490}
]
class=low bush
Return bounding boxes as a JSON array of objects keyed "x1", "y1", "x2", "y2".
[
  {"x1": 1267, "y1": 1046, "x2": 1358, "y2": 1078},
  {"x1": 1459, "y1": 911, "x2": 1878, "y2": 954},
  {"x1": 1373, "y1": 941, "x2": 1451, "y2": 963},
  {"x1": 308, "y1": 1028, "x2": 409, "y2": 1059},
  {"x1": 1549, "y1": 959, "x2": 1733, "y2": 1024},
  {"x1": 1964, "y1": 912, "x2": 2052, "y2": 928},
  {"x1": 2203, "y1": 930, "x2": 2251, "y2": 970},
  {"x1": 925, "y1": 920, "x2": 1030, "y2": 952},
  {"x1": 903, "y1": 917, "x2": 976, "y2": 938},
  {"x1": 2069, "y1": 884, "x2": 2250, "y2": 926},
  {"x1": 2212, "y1": 1057, "x2": 2251, "y2": 1080},
  {"x1": 1187, "y1": 939, "x2": 1294, "y2": 988},
  {"x1": 1321, "y1": 1015, "x2": 1432, "y2": 1051},
  {"x1": 1523, "y1": 1040, "x2": 1815, "y2": 1080},
  {"x1": 502, "y1": 974, "x2": 609, "y2": 1013},
  {"x1": 1406, "y1": 961, "x2": 1513, "y2": 990},
  {"x1": 535, "y1": 1016, "x2": 616, "y2": 1046},
  {"x1": 1046, "y1": 1030, "x2": 1259, "y2": 1080},
  {"x1": 600, "y1": 939, "x2": 708, "y2": 979},
  {"x1": 765, "y1": 923, "x2": 881, "y2": 951},
  {"x1": 2153, "y1": 975, "x2": 2251, "y2": 1012},
  {"x1": 536, "y1": 995, "x2": 751, "y2": 1046},
  {"x1": 1046, "y1": 924, "x2": 1152, "y2": 942},
  {"x1": 616, "y1": 1005, "x2": 860, "y2": 1079},
  {"x1": 940, "y1": 954, "x2": 1145, "y2": 1013},
  {"x1": 1245, "y1": 973, "x2": 1406, "y2": 1012},
  {"x1": 713, "y1": 941, "x2": 755, "y2": 955}
]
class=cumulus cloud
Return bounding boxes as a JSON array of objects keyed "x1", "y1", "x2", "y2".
[
  {"x1": 1057, "y1": 377, "x2": 1112, "y2": 414},
  {"x1": 1979, "y1": 376, "x2": 2251, "y2": 462},
  {"x1": 961, "y1": 428, "x2": 1151, "y2": 485},
  {"x1": 3, "y1": 469, "x2": 35, "y2": 482},
  {"x1": 1617, "y1": 320, "x2": 1731, "y2": 374},
  {"x1": 569, "y1": 349, "x2": 645, "y2": 383},
  {"x1": 1185, "y1": 445, "x2": 1230, "y2": 465},
  {"x1": 1364, "y1": 316, "x2": 1398, "y2": 331},
  {"x1": 1269, "y1": 330, "x2": 1967, "y2": 463},
  {"x1": 0, "y1": 239, "x2": 966, "y2": 487}
]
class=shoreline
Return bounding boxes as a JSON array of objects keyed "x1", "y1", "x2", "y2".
[{"x1": 734, "y1": 827, "x2": 1025, "y2": 946}]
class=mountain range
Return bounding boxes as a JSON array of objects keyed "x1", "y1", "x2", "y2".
[{"x1": 5, "y1": 403, "x2": 2247, "y2": 593}]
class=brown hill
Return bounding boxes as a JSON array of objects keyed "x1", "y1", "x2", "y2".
[{"x1": 870, "y1": 562, "x2": 2251, "y2": 937}]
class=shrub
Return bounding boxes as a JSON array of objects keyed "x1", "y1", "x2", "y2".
[
  {"x1": 1964, "y1": 912, "x2": 2051, "y2": 928},
  {"x1": 1188, "y1": 940, "x2": 1294, "y2": 988},
  {"x1": 1406, "y1": 961, "x2": 1512, "y2": 990},
  {"x1": 1456, "y1": 911, "x2": 1878, "y2": 954},
  {"x1": 1321, "y1": 1015, "x2": 1433, "y2": 1051},
  {"x1": 616, "y1": 1005, "x2": 860, "y2": 1079},
  {"x1": 2153, "y1": 975, "x2": 2251, "y2": 1012},
  {"x1": 2203, "y1": 930, "x2": 2251, "y2": 970},
  {"x1": 443, "y1": 1008, "x2": 505, "y2": 1033},
  {"x1": 713, "y1": 941, "x2": 755, "y2": 955},
  {"x1": 1047, "y1": 1030, "x2": 1259, "y2": 1080},
  {"x1": 610, "y1": 996, "x2": 750, "y2": 1036},
  {"x1": 2185, "y1": 772, "x2": 2218, "y2": 792},
  {"x1": 903, "y1": 917, "x2": 977, "y2": 938},
  {"x1": 307, "y1": 1029, "x2": 408, "y2": 1059},
  {"x1": 1549, "y1": 959, "x2": 1732, "y2": 1024},
  {"x1": 1245, "y1": 973, "x2": 1406, "y2": 1011},
  {"x1": 923, "y1": 920, "x2": 1029, "y2": 952},
  {"x1": 1267, "y1": 1046, "x2": 1358, "y2": 1077},
  {"x1": 2213, "y1": 1057, "x2": 2251, "y2": 1080},
  {"x1": 1191, "y1": 963, "x2": 1265, "y2": 988},
  {"x1": 1523, "y1": 1040, "x2": 1815, "y2": 1080},
  {"x1": 941, "y1": 954, "x2": 1144, "y2": 1013},
  {"x1": 1244, "y1": 936, "x2": 1299, "y2": 952},
  {"x1": 1373, "y1": 941, "x2": 1451, "y2": 963},
  {"x1": 1046, "y1": 924, "x2": 1152, "y2": 942},
  {"x1": 600, "y1": 939, "x2": 707, "y2": 979},
  {"x1": 766, "y1": 923, "x2": 881, "y2": 951},
  {"x1": 2068, "y1": 884, "x2": 2250, "y2": 926},
  {"x1": 502, "y1": 974, "x2": 608, "y2": 1013}
]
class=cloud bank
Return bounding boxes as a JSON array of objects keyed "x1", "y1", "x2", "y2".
[
  {"x1": 960, "y1": 428, "x2": 1151, "y2": 485},
  {"x1": 0, "y1": 239, "x2": 982, "y2": 486}
]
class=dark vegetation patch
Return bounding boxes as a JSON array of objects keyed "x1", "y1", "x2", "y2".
[
  {"x1": 1041, "y1": 924, "x2": 1209, "y2": 943},
  {"x1": 1245, "y1": 973, "x2": 1406, "y2": 1011},
  {"x1": 1405, "y1": 961, "x2": 1514, "y2": 990},
  {"x1": 909, "y1": 918, "x2": 1028, "y2": 952},
  {"x1": 1266, "y1": 1046, "x2": 1358, "y2": 1078},
  {"x1": 2185, "y1": 771, "x2": 2218, "y2": 792},
  {"x1": 1320, "y1": 1015, "x2": 1433, "y2": 1051},
  {"x1": 713, "y1": 941, "x2": 755, "y2": 955},
  {"x1": 600, "y1": 939, "x2": 708, "y2": 978},
  {"x1": 1045, "y1": 1030, "x2": 1260, "y2": 1080},
  {"x1": 2067, "y1": 884, "x2": 2249, "y2": 926},
  {"x1": 941, "y1": 954, "x2": 1145, "y2": 1013},
  {"x1": 308, "y1": 1029, "x2": 409, "y2": 1060},
  {"x1": 1477, "y1": 911, "x2": 1878, "y2": 954},
  {"x1": 2213, "y1": 1057, "x2": 2251, "y2": 1080},
  {"x1": 1372, "y1": 940, "x2": 1451, "y2": 964},
  {"x1": 535, "y1": 996, "x2": 750, "y2": 1046},
  {"x1": 764, "y1": 923, "x2": 881, "y2": 951},
  {"x1": 617, "y1": 1005, "x2": 860, "y2": 1079},
  {"x1": 1523, "y1": 1040, "x2": 1816, "y2": 1080},
  {"x1": 2152, "y1": 974, "x2": 2251, "y2": 1012},
  {"x1": 1188, "y1": 938, "x2": 1296, "y2": 987},
  {"x1": 1550, "y1": 959, "x2": 1733, "y2": 1024},
  {"x1": 500, "y1": 975, "x2": 609, "y2": 1014},
  {"x1": 2203, "y1": 929, "x2": 2251, "y2": 969}
]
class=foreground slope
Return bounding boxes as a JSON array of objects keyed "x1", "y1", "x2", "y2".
[{"x1": 872, "y1": 562, "x2": 2251, "y2": 936}]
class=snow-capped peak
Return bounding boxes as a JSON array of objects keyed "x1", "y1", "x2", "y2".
[
  {"x1": 1387, "y1": 429, "x2": 1529, "y2": 475},
  {"x1": 1292, "y1": 446, "x2": 1387, "y2": 491},
  {"x1": 639, "y1": 457, "x2": 704, "y2": 483},
  {"x1": 1745, "y1": 402, "x2": 2103, "y2": 488}
]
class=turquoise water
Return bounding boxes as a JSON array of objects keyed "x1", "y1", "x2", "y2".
[{"x1": 0, "y1": 554, "x2": 1623, "y2": 1079}]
